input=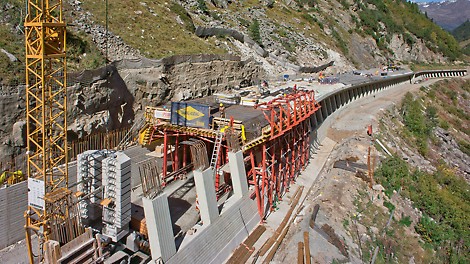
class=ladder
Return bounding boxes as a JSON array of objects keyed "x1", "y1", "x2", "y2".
[{"x1": 210, "y1": 132, "x2": 224, "y2": 169}]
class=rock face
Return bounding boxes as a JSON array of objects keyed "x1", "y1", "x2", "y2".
[
  {"x1": 67, "y1": 55, "x2": 263, "y2": 137},
  {"x1": 389, "y1": 34, "x2": 445, "y2": 63},
  {"x1": 0, "y1": 55, "x2": 263, "y2": 167},
  {"x1": 0, "y1": 86, "x2": 26, "y2": 170},
  {"x1": 434, "y1": 127, "x2": 470, "y2": 180}
]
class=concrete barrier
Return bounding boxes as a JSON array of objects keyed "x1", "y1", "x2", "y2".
[{"x1": 310, "y1": 69, "x2": 467, "y2": 143}]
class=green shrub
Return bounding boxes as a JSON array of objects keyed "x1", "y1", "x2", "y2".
[
  {"x1": 331, "y1": 29, "x2": 348, "y2": 54},
  {"x1": 438, "y1": 119, "x2": 450, "y2": 130},
  {"x1": 376, "y1": 156, "x2": 470, "y2": 262},
  {"x1": 197, "y1": 0, "x2": 209, "y2": 14},
  {"x1": 399, "y1": 216, "x2": 412, "y2": 227},
  {"x1": 383, "y1": 200, "x2": 395, "y2": 212},
  {"x1": 458, "y1": 140, "x2": 470, "y2": 156},
  {"x1": 170, "y1": 3, "x2": 196, "y2": 32},
  {"x1": 249, "y1": 19, "x2": 263, "y2": 47}
]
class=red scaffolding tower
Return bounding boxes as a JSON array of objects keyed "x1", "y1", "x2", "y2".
[{"x1": 142, "y1": 89, "x2": 320, "y2": 219}]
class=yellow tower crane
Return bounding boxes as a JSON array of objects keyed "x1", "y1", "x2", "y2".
[{"x1": 24, "y1": 0, "x2": 83, "y2": 262}]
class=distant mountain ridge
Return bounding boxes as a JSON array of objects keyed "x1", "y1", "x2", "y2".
[
  {"x1": 417, "y1": 0, "x2": 470, "y2": 30},
  {"x1": 452, "y1": 20, "x2": 470, "y2": 41}
]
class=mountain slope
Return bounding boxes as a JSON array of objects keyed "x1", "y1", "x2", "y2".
[
  {"x1": 453, "y1": 20, "x2": 470, "y2": 42},
  {"x1": 69, "y1": 0, "x2": 461, "y2": 73},
  {"x1": 452, "y1": 20, "x2": 470, "y2": 55},
  {"x1": 0, "y1": 0, "x2": 463, "y2": 86},
  {"x1": 417, "y1": 0, "x2": 470, "y2": 31}
]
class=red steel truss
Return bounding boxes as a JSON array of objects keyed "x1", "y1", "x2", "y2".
[
  {"x1": 144, "y1": 89, "x2": 320, "y2": 217},
  {"x1": 255, "y1": 90, "x2": 319, "y2": 140},
  {"x1": 249, "y1": 90, "x2": 319, "y2": 218}
]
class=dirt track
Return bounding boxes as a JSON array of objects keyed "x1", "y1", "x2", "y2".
[{"x1": 271, "y1": 75, "x2": 462, "y2": 263}]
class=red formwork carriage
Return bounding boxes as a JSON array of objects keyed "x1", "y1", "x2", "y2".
[
  {"x1": 248, "y1": 90, "x2": 320, "y2": 219},
  {"x1": 142, "y1": 89, "x2": 320, "y2": 219}
]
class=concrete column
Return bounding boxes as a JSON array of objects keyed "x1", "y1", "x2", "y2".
[
  {"x1": 331, "y1": 95, "x2": 337, "y2": 111},
  {"x1": 102, "y1": 152, "x2": 131, "y2": 242},
  {"x1": 77, "y1": 150, "x2": 104, "y2": 222},
  {"x1": 143, "y1": 193, "x2": 176, "y2": 263},
  {"x1": 327, "y1": 97, "x2": 333, "y2": 114},
  {"x1": 312, "y1": 114, "x2": 318, "y2": 129},
  {"x1": 228, "y1": 151, "x2": 248, "y2": 199},
  {"x1": 316, "y1": 107, "x2": 324, "y2": 124},
  {"x1": 194, "y1": 168, "x2": 219, "y2": 225}
]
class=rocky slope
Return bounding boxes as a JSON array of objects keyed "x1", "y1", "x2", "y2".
[{"x1": 65, "y1": 0, "x2": 462, "y2": 73}]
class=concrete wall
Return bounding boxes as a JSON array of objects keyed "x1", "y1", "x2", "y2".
[
  {"x1": 167, "y1": 195, "x2": 260, "y2": 264},
  {"x1": 0, "y1": 181, "x2": 28, "y2": 249}
]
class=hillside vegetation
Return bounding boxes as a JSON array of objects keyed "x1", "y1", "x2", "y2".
[
  {"x1": 453, "y1": 20, "x2": 470, "y2": 42},
  {"x1": 0, "y1": 0, "x2": 466, "y2": 85},
  {"x1": 0, "y1": 0, "x2": 105, "y2": 86},
  {"x1": 77, "y1": 0, "x2": 462, "y2": 62},
  {"x1": 452, "y1": 20, "x2": 470, "y2": 56},
  {"x1": 375, "y1": 78, "x2": 470, "y2": 263}
]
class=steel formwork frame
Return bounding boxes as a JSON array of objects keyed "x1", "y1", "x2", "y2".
[
  {"x1": 147, "y1": 128, "x2": 230, "y2": 195},
  {"x1": 248, "y1": 90, "x2": 319, "y2": 218},
  {"x1": 248, "y1": 118, "x2": 312, "y2": 219},
  {"x1": 144, "y1": 90, "x2": 319, "y2": 217}
]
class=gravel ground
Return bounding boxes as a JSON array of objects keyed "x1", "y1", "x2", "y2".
[{"x1": 270, "y1": 77, "x2": 446, "y2": 264}]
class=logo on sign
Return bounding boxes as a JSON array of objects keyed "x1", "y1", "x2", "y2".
[{"x1": 177, "y1": 106, "x2": 205, "y2": 121}]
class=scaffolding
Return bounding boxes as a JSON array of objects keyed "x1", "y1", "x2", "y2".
[{"x1": 142, "y1": 90, "x2": 320, "y2": 218}]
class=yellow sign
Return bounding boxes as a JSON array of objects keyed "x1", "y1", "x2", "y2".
[{"x1": 177, "y1": 106, "x2": 205, "y2": 121}]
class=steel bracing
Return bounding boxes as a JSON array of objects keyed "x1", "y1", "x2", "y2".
[
  {"x1": 24, "y1": 1, "x2": 82, "y2": 262},
  {"x1": 143, "y1": 90, "x2": 320, "y2": 219}
]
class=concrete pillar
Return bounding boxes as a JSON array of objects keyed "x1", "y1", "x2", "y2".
[
  {"x1": 330, "y1": 94, "x2": 339, "y2": 110},
  {"x1": 316, "y1": 107, "x2": 324, "y2": 123},
  {"x1": 77, "y1": 150, "x2": 104, "y2": 222},
  {"x1": 194, "y1": 168, "x2": 219, "y2": 225},
  {"x1": 228, "y1": 151, "x2": 248, "y2": 199},
  {"x1": 102, "y1": 152, "x2": 131, "y2": 242},
  {"x1": 143, "y1": 193, "x2": 176, "y2": 263},
  {"x1": 312, "y1": 114, "x2": 318, "y2": 129},
  {"x1": 327, "y1": 97, "x2": 334, "y2": 114}
]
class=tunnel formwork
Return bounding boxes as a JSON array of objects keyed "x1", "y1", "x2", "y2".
[{"x1": 141, "y1": 89, "x2": 320, "y2": 219}]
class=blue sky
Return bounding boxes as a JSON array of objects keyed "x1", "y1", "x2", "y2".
[{"x1": 411, "y1": 0, "x2": 444, "y2": 2}]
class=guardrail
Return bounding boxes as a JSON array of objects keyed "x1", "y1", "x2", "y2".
[{"x1": 311, "y1": 69, "x2": 467, "y2": 143}]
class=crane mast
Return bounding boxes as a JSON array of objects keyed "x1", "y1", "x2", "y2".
[{"x1": 24, "y1": 0, "x2": 82, "y2": 262}]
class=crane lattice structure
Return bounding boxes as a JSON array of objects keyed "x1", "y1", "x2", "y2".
[{"x1": 24, "y1": 0, "x2": 83, "y2": 262}]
